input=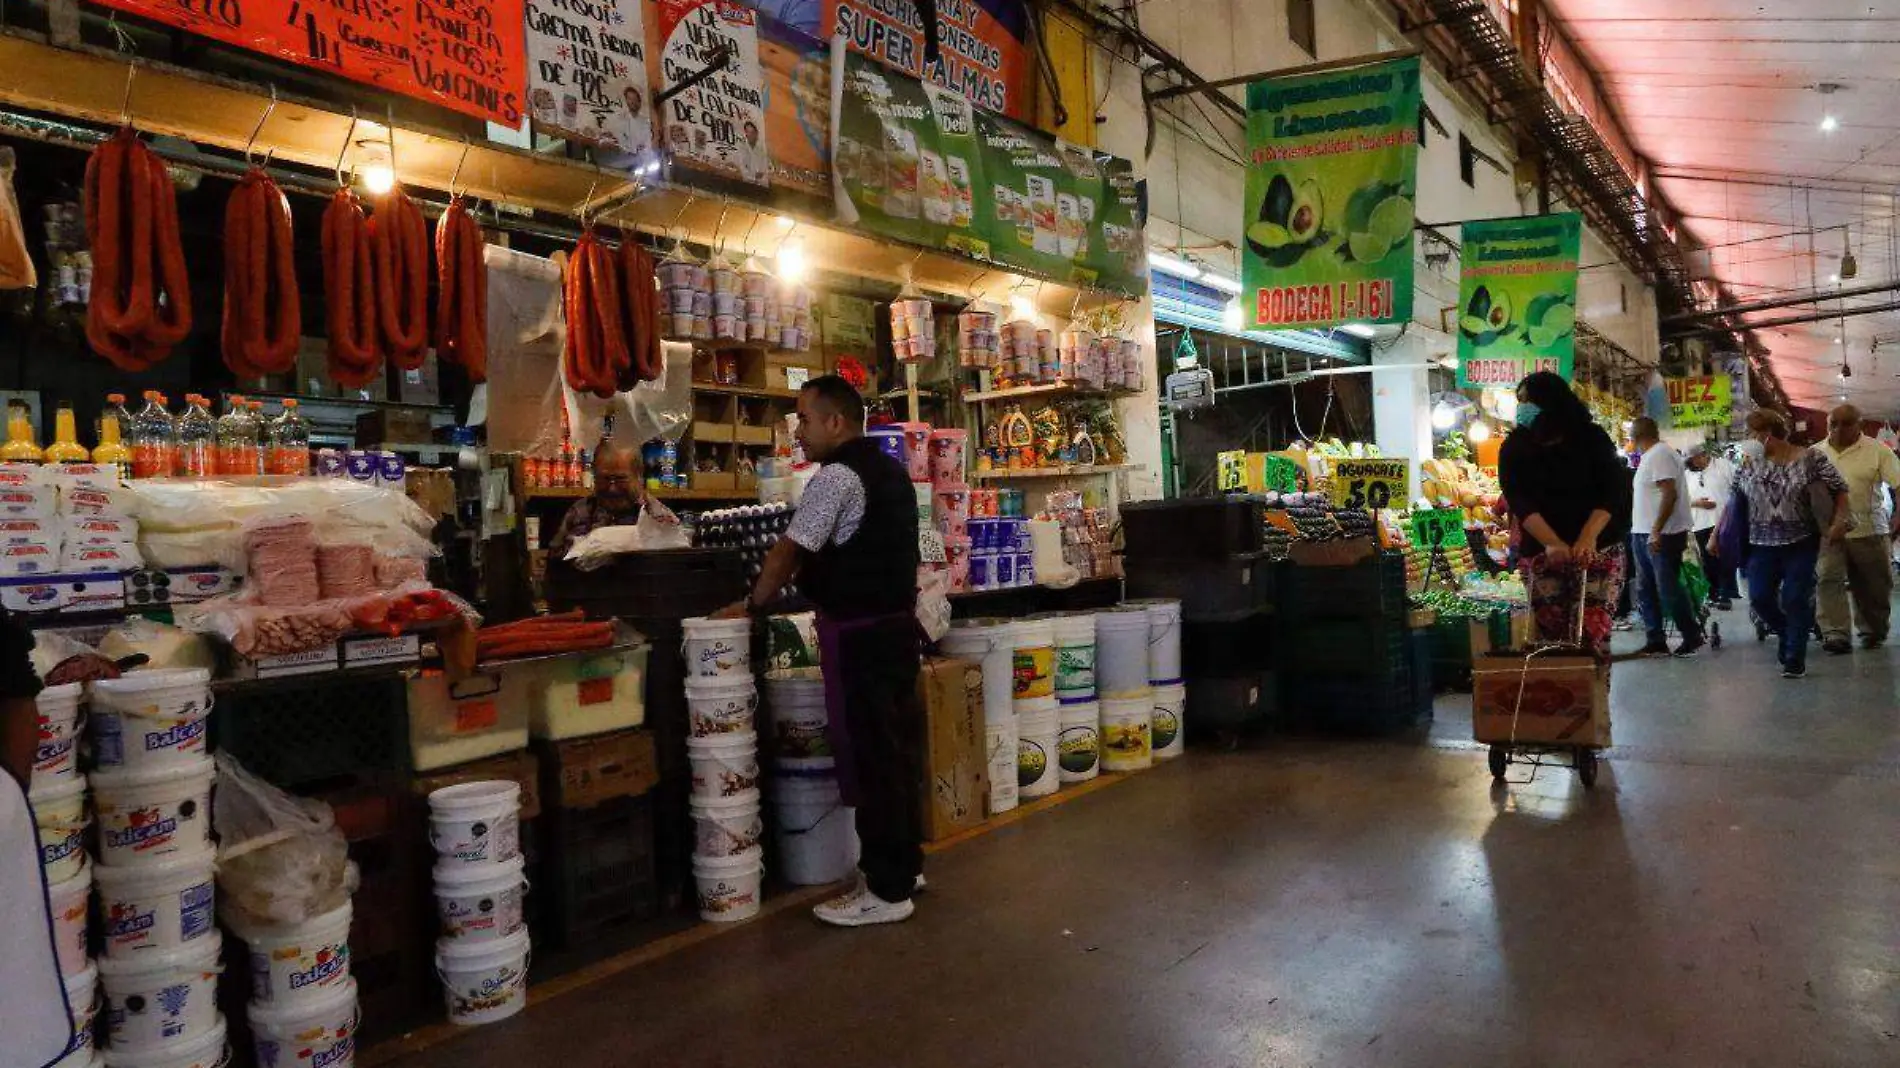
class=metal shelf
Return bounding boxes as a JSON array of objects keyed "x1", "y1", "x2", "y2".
[
  {"x1": 970, "y1": 463, "x2": 1135, "y2": 480},
  {"x1": 963, "y1": 382, "x2": 1140, "y2": 405}
]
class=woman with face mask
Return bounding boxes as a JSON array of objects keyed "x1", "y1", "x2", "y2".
[{"x1": 1497, "y1": 371, "x2": 1632, "y2": 651}]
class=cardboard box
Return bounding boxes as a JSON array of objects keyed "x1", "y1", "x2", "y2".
[
  {"x1": 918, "y1": 656, "x2": 987, "y2": 841},
  {"x1": 395, "y1": 353, "x2": 442, "y2": 406},
  {"x1": 1471, "y1": 655, "x2": 1610, "y2": 747},
  {"x1": 356, "y1": 407, "x2": 437, "y2": 448},
  {"x1": 541, "y1": 728, "x2": 658, "y2": 810},
  {"x1": 413, "y1": 748, "x2": 543, "y2": 820}
]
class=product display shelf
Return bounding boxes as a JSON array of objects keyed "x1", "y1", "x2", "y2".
[
  {"x1": 963, "y1": 382, "x2": 1141, "y2": 405},
  {"x1": 970, "y1": 463, "x2": 1137, "y2": 480}
]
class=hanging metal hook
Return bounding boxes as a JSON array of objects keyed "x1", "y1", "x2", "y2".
[
  {"x1": 120, "y1": 62, "x2": 138, "y2": 126},
  {"x1": 384, "y1": 104, "x2": 399, "y2": 181},
  {"x1": 447, "y1": 136, "x2": 471, "y2": 199},
  {"x1": 577, "y1": 177, "x2": 600, "y2": 229},
  {"x1": 243, "y1": 86, "x2": 277, "y2": 168},
  {"x1": 334, "y1": 107, "x2": 359, "y2": 188},
  {"x1": 711, "y1": 199, "x2": 732, "y2": 257}
]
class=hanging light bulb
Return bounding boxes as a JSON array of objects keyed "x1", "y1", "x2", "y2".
[
  {"x1": 776, "y1": 240, "x2": 808, "y2": 283},
  {"x1": 1467, "y1": 419, "x2": 1493, "y2": 443},
  {"x1": 1222, "y1": 299, "x2": 1244, "y2": 330},
  {"x1": 1840, "y1": 229, "x2": 1858, "y2": 279},
  {"x1": 360, "y1": 165, "x2": 395, "y2": 196},
  {"x1": 1008, "y1": 289, "x2": 1036, "y2": 321}
]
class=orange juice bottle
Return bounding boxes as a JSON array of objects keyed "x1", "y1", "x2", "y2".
[
  {"x1": 92, "y1": 393, "x2": 133, "y2": 480},
  {"x1": 0, "y1": 401, "x2": 42, "y2": 463},
  {"x1": 42, "y1": 402, "x2": 90, "y2": 464}
]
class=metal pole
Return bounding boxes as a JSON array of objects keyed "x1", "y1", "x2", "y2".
[
  {"x1": 1661, "y1": 278, "x2": 1900, "y2": 325},
  {"x1": 1145, "y1": 47, "x2": 1423, "y2": 103}
]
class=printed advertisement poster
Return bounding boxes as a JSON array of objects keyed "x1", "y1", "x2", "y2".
[
  {"x1": 525, "y1": 0, "x2": 652, "y2": 152},
  {"x1": 1664, "y1": 374, "x2": 1733, "y2": 430},
  {"x1": 1455, "y1": 213, "x2": 1582, "y2": 389},
  {"x1": 655, "y1": 0, "x2": 769, "y2": 185},
  {"x1": 1091, "y1": 155, "x2": 1146, "y2": 295},
  {"x1": 1242, "y1": 55, "x2": 1420, "y2": 330},
  {"x1": 759, "y1": 18, "x2": 832, "y2": 197},
  {"x1": 760, "y1": 0, "x2": 1034, "y2": 120},
  {"x1": 93, "y1": 0, "x2": 526, "y2": 124},
  {"x1": 975, "y1": 110, "x2": 1084, "y2": 281},
  {"x1": 831, "y1": 47, "x2": 985, "y2": 257}
]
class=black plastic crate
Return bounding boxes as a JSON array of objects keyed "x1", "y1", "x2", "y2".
[
  {"x1": 1184, "y1": 670, "x2": 1277, "y2": 731},
  {"x1": 1125, "y1": 551, "x2": 1273, "y2": 623},
  {"x1": 1282, "y1": 552, "x2": 1408, "y2": 622},
  {"x1": 1121, "y1": 497, "x2": 1264, "y2": 560},
  {"x1": 537, "y1": 793, "x2": 660, "y2": 950},
  {"x1": 211, "y1": 674, "x2": 409, "y2": 790},
  {"x1": 546, "y1": 548, "x2": 745, "y2": 621},
  {"x1": 1181, "y1": 616, "x2": 1276, "y2": 678},
  {"x1": 1287, "y1": 629, "x2": 1432, "y2": 733},
  {"x1": 1281, "y1": 616, "x2": 1409, "y2": 678}
]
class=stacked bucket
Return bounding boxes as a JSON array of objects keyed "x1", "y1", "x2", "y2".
[
  {"x1": 1010, "y1": 618, "x2": 1061, "y2": 800},
  {"x1": 83, "y1": 669, "x2": 225, "y2": 1068},
  {"x1": 1050, "y1": 614, "x2": 1103, "y2": 784},
  {"x1": 761, "y1": 663, "x2": 858, "y2": 888},
  {"x1": 1095, "y1": 599, "x2": 1186, "y2": 769},
  {"x1": 941, "y1": 618, "x2": 1019, "y2": 816},
  {"x1": 32, "y1": 681, "x2": 97, "y2": 1068},
  {"x1": 428, "y1": 779, "x2": 531, "y2": 1026},
  {"x1": 682, "y1": 616, "x2": 765, "y2": 921}
]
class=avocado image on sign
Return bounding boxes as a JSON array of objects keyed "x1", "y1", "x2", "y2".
[
  {"x1": 1338, "y1": 181, "x2": 1413, "y2": 265},
  {"x1": 1459, "y1": 284, "x2": 1516, "y2": 346},
  {"x1": 1247, "y1": 174, "x2": 1330, "y2": 267},
  {"x1": 1523, "y1": 293, "x2": 1576, "y2": 350}
]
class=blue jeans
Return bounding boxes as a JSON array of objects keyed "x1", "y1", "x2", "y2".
[
  {"x1": 1746, "y1": 539, "x2": 1820, "y2": 670},
  {"x1": 1630, "y1": 532, "x2": 1702, "y2": 645}
]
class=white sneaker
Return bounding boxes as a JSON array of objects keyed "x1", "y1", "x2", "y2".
[{"x1": 812, "y1": 887, "x2": 915, "y2": 927}]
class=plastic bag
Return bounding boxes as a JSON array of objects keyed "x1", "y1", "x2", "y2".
[
  {"x1": 123, "y1": 477, "x2": 437, "y2": 572},
  {"x1": 564, "y1": 501, "x2": 688, "y2": 568},
  {"x1": 213, "y1": 751, "x2": 357, "y2": 929},
  {"x1": 97, "y1": 618, "x2": 215, "y2": 673},
  {"x1": 916, "y1": 569, "x2": 951, "y2": 642}
]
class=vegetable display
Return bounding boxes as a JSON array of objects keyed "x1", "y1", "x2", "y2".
[
  {"x1": 434, "y1": 198, "x2": 489, "y2": 384},
  {"x1": 321, "y1": 189, "x2": 382, "y2": 388},
  {"x1": 85, "y1": 127, "x2": 193, "y2": 370},
  {"x1": 221, "y1": 168, "x2": 302, "y2": 378}
]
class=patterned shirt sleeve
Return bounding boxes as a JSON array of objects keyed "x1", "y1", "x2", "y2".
[
  {"x1": 786, "y1": 465, "x2": 866, "y2": 552},
  {"x1": 1814, "y1": 452, "x2": 1850, "y2": 496}
]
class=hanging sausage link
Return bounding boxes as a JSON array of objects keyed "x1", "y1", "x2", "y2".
[
  {"x1": 371, "y1": 184, "x2": 429, "y2": 370},
  {"x1": 84, "y1": 127, "x2": 192, "y2": 370},
  {"x1": 322, "y1": 189, "x2": 382, "y2": 388},
  {"x1": 433, "y1": 198, "x2": 488, "y2": 384},
  {"x1": 221, "y1": 168, "x2": 301, "y2": 378}
]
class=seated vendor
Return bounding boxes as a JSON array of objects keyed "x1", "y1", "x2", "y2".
[{"x1": 549, "y1": 442, "x2": 645, "y2": 560}]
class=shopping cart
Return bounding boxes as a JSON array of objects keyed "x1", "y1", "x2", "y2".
[
  {"x1": 1679, "y1": 543, "x2": 1722, "y2": 649},
  {"x1": 1478, "y1": 556, "x2": 1614, "y2": 789}
]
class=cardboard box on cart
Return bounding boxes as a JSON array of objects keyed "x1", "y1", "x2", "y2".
[
  {"x1": 918, "y1": 656, "x2": 988, "y2": 842},
  {"x1": 1471, "y1": 653, "x2": 1611, "y2": 747}
]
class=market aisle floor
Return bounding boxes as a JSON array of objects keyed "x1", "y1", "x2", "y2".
[{"x1": 391, "y1": 603, "x2": 1900, "y2": 1068}]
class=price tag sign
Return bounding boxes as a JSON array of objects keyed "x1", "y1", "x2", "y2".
[
  {"x1": 1409, "y1": 507, "x2": 1464, "y2": 549},
  {"x1": 1264, "y1": 455, "x2": 1301, "y2": 494},
  {"x1": 1217, "y1": 450, "x2": 1247, "y2": 491},
  {"x1": 1330, "y1": 457, "x2": 1408, "y2": 511}
]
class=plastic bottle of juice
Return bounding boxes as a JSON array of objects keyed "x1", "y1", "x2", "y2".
[
  {"x1": 268, "y1": 399, "x2": 310, "y2": 475},
  {"x1": 92, "y1": 393, "x2": 132, "y2": 480},
  {"x1": 130, "y1": 391, "x2": 176, "y2": 477},
  {"x1": 0, "y1": 401, "x2": 42, "y2": 463},
  {"x1": 216, "y1": 396, "x2": 246, "y2": 475},
  {"x1": 176, "y1": 394, "x2": 216, "y2": 477},
  {"x1": 243, "y1": 401, "x2": 268, "y2": 475},
  {"x1": 41, "y1": 402, "x2": 89, "y2": 464}
]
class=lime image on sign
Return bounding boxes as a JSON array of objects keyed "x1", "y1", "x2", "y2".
[
  {"x1": 1409, "y1": 507, "x2": 1463, "y2": 548},
  {"x1": 1330, "y1": 457, "x2": 1408, "y2": 510}
]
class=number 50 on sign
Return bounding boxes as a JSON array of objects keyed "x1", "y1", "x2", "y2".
[{"x1": 1330, "y1": 458, "x2": 1409, "y2": 510}]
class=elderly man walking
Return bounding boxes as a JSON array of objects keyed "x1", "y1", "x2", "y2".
[{"x1": 1814, "y1": 404, "x2": 1900, "y2": 652}]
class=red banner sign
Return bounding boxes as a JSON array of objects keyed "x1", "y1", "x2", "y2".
[{"x1": 94, "y1": 0, "x2": 528, "y2": 125}]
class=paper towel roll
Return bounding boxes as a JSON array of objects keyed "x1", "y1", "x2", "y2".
[{"x1": 1029, "y1": 518, "x2": 1080, "y2": 588}]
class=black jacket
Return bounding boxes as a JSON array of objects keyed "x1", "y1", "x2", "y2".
[
  {"x1": 1498, "y1": 422, "x2": 1631, "y2": 556},
  {"x1": 801, "y1": 436, "x2": 920, "y2": 620}
]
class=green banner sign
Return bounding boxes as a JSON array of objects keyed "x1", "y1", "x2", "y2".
[
  {"x1": 1242, "y1": 55, "x2": 1420, "y2": 330},
  {"x1": 830, "y1": 46, "x2": 1145, "y2": 295},
  {"x1": 1455, "y1": 213, "x2": 1581, "y2": 389}
]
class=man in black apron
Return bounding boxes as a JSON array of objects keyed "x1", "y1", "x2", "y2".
[{"x1": 717, "y1": 375, "x2": 923, "y2": 926}]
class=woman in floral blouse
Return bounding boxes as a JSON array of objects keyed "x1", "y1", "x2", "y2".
[{"x1": 1724, "y1": 409, "x2": 1849, "y2": 679}]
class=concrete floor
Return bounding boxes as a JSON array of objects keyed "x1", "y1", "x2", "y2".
[{"x1": 394, "y1": 603, "x2": 1900, "y2": 1067}]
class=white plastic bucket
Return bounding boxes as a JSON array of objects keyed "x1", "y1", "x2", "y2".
[
  {"x1": 50, "y1": 861, "x2": 93, "y2": 978},
  {"x1": 1009, "y1": 619, "x2": 1056, "y2": 700},
  {"x1": 687, "y1": 732, "x2": 760, "y2": 800},
  {"x1": 1137, "y1": 599, "x2": 1183, "y2": 685},
  {"x1": 234, "y1": 901, "x2": 353, "y2": 1005},
  {"x1": 1056, "y1": 699, "x2": 1101, "y2": 783},
  {"x1": 34, "y1": 682, "x2": 85, "y2": 789},
  {"x1": 249, "y1": 978, "x2": 356, "y2": 1068},
  {"x1": 427, "y1": 781, "x2": 521, "y2": 868},
  {"x1": 1101, "y1": 694, "x2": 1154, "y2": 772},
  {"x1": 87, "y1": 669, "x2": 213, "y2": 773},
  {"x1": 435, "y1": 929, "x2": 530, "y2": 1026},
  {"x1": 986, "y1": 717, "x2": 1019, "y2": 815},
  {"x1": 99, "y1": 1015, "x2": 226, "y2": 1068},
  {"x1": 1152, "y1": 682, "x2": 1186, "y2": 759},
  {"x1": 1095, "y1": 610, "x2": 1152, "y2": 697},
  {"x1": 31, "y1": 776, "x2": 89, "y2": 883},
  {"x1": 1052, "y1": 613, "x2": 1097, "y2": 698},
  {"x1": 95, "y1": 845, "x2": 218, "y2": 957},
  {"x1": 770, "y1": 777, "x2": 858, "y2": 886},
  {"x1": 61, "y1": 961, "x2": 99, "y2": 1058},
  {"x1": 941, "y1": 618, "x2": 1015, "y2": 725},
  {"x1": 682, "y1": 616, "x2": 752, "y2": 680},
  {"x1": 433, "y1": 856, "x2": 527, "y2": 943},
  {"x1": 683, "y1": 677, "x2": 758, "y2": 738},
  {"x1": 763, "y1": 670, "x2": 829, "y2": 762},
  {"x1": 689, "y1": 789, "x2": 763, "y2": 856},
  {"x1": 1016, "y1": 697, "x2": 1059, "y2": 799},
  {"x1": 691, "y1": 846, "x2": 764, "y2": 923},
  {"x1": 98, "y1": 930, "x2": 222, "y2": 1049},
  {"x1": 92, "y1": 760, "x2": 215, "y2": 868}
]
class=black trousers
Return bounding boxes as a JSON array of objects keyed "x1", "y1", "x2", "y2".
[
  {"x1": 1693, "y1": 527, "x2": 1739, "y2": 600},
  {"x1": 827, "y1": 616, "x2": 924, "y2": 903}
]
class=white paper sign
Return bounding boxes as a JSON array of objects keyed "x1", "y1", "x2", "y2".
[
  {"x1": 525, "y1": 0, "x2": 654, "y2": 153},
  {"x1": 656, "y1": 0, "x2": 769, "y2": 186}
]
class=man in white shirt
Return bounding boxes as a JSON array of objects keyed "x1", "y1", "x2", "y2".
[
  {"x1": 1814, "y1": 404, "x2": 1900, "y2": 652},
  {"x1": 1629, "y1": 418, "x2": 1705, "y2": 656},
  {"x1": 1686, "y1": 444, "x2": 1738, "y2": 610}
]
